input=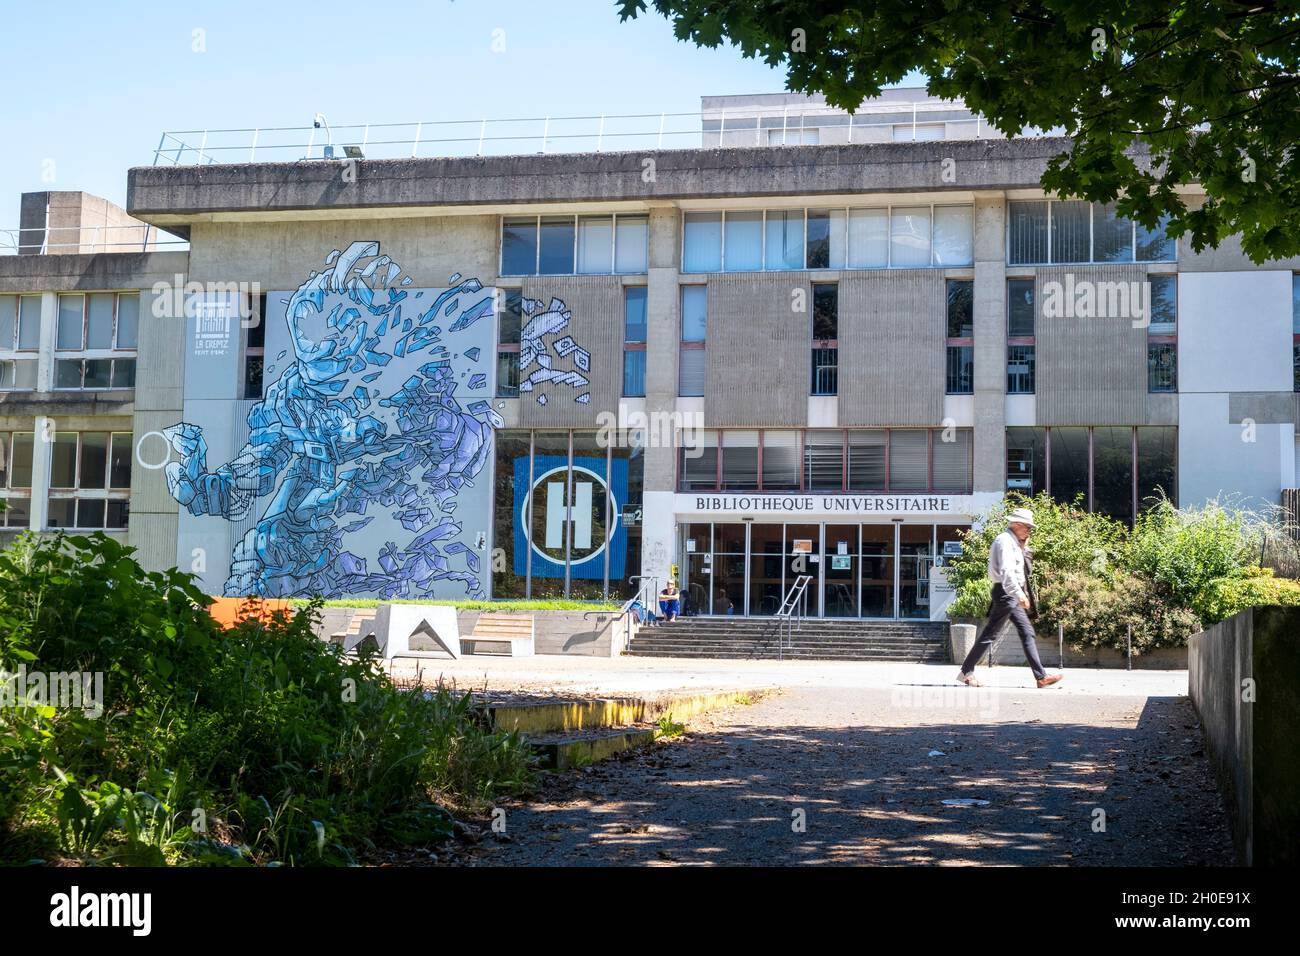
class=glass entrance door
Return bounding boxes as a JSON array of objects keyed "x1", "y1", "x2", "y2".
[
  {"x1": 676, "y1": 520, "x2": 964, "y2": 619},
  {"x1": 822, "y1": 524, "x2": 858, "y2": 617},
  {"x1": 898, "y1": 524, "x2": 934, "y2": 618}
]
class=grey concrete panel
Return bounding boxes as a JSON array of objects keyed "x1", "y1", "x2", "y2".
[
  {"x1": 1228, "y1": 391, "x2": 1298, "y2": 425},
  {"x1": 838, "y1": 270, "x2": 946, "y2": 426},
  {"x1": 705, "y1": 272, "x2": 811, "y2": 427},
  {"x1": 1035, "y1": 264, "x2": 1150, "y2": 425},
  {"x1": 519, "y1": 275, "x2": 625, "y2": 426}
]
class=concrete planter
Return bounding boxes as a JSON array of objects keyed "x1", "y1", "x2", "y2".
[
  {"x1": 947, "y1": 617, "x2": 1187, "y2": 669},
  {"x1": 455, "y1": 609, "x2": 629, "y2": 658}
]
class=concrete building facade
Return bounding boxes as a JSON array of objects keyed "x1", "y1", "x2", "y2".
[{"x1": 3, "y1": 94, "x2": 1297, "y2": 620}]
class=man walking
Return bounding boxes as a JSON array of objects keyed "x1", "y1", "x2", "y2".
[{"x1": 957, "y1": 508, "x2": 1062, "y2": 688}]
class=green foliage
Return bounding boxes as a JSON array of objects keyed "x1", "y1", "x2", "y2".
[
  {"x1": 944, "y1": 493, "x2": 1293, "y2": 651},
  {"x1": 1198, "y1": 567, "x2": 1300, "y2": 624},
  {"x1": 0, "y1": 532, "x2": 535, "y2": 866},
  {"x1": 655, "y1": 714, "x2": 686, "y2": 738},
  {"x1": 620, "y1": 1, "x2": 1300, "y2": 263}
]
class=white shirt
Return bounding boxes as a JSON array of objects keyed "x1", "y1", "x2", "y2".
[{"x1": 987, "y1": 529, "x2": 1029, "y2": 603}]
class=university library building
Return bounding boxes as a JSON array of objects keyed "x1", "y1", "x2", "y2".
[{"x1": 2, "y1": 91, "x2": 1298, "y2": 624}]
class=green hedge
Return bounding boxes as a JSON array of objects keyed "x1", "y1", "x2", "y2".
[{"x1": 946, "y1": 493, "x2": 1298, "y2": 652}]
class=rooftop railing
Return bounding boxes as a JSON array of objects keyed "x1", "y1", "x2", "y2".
[
  {"x1": 0, "y1": 224, "x2": 189, "y2": 256},
  {"x1": 149, "y1": 101, "x2": 1044, "y2": 167}
]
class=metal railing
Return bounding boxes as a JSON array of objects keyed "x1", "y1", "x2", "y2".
[
  {"x1": 773, "y1": 574, "x2": 813, "y2": 661},
  {"x1": 589, "y1": 574, "x2": 661, "y2": 629},
  {"x1": 148, "y1": 101, "x2": 1043, "y2": 167},
  {"x1": 0, "y1": 223, "x2": 188, "y2": 256}
]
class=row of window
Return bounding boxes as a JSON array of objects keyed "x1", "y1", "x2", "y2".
[
  {"x1": 679, "y1": 428, "x2": 973, "y2": 494},
  {"x1": 682, "y1": 205, "x2": 973, "y2": 273},
  {"x1": 495, "y1": 201, "x2": 1176, "y2": 278},
  {"x1": 1008, "y1": 200, "x2": 1175, "y2": 264},
  {"x1": 501, "y1": 215, "x2": 649, "y2": 277},
  {"x1": 0, "y1": 292, "x2": 140, "y2": 392},
  {"x1": 1007, "y1": 426, "x2": 1176, "y2": 525},
  {"x1": 0, "y1": 431, "x2": 133, "y2": 530}
]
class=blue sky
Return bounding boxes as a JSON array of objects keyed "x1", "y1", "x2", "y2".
[{"x1": 0, "y1": 0, "x2": 806, "y2": 230}]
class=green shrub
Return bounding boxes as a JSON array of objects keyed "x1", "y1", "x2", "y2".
[
  {"x1": 1198, "y1": 567, "x2": 1300, "y2": 623},
  {"x1": 946, "y1": 492, "x2": 1125, "y2": 618},
  {"x1": 1037, "y1": 570, "x2": 1201, "y2": 652},
  {"x1": 0, "y1": 532, "x2": 535, "y2": 866}
]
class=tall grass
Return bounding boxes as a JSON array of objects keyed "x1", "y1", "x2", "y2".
[{"x1": 0, "y1": 532, "x2": 535, "y2": 866}]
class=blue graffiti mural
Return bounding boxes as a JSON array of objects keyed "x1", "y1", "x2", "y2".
[{"x1": 164, "y1": 241, "x2": 517, "y2": 599}]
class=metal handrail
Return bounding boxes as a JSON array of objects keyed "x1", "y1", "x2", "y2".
[
  {"x1": 773, "y1": 574, "x2": 813, "y2": 661},
  {"x1": 0, "y1": 224, "x2": 188, "y2": 256},
  {"x1": 147, "y1": 101, "x2": 1043, "y2": 167}
]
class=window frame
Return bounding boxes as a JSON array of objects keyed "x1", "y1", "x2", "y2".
[
  {"x1": 680, "y1": 203, "x2": 975, "y2": 274},
  {"x1": 499, "y1": 213, "x2": 649, "y2": 277}
]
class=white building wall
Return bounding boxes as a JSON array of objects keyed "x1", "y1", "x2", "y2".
[{"x1": 1178, "y1": 270, "x2": 1294, "y2": 510}]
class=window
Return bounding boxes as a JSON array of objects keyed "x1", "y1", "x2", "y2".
[
  {"x1": 1007, "y1": 279, "x2": 1036, "y2": 394},
  {"x1": 679, "y1": 430, "x2": 718, "y2": 490},
  {"x1": 811, "y1": 283, "x2": 838, "y2": 396},
  {"x1": 761, "y1": 431, "x2": 799, "y2": 490},
  {"x1": 1008, "y1": 200, "x2": 1175, "y2": 264},
  {"x1": 682, "y1": 205, "x2": 974, "y2": 273},
  {"x1": 804, "y1": 430, "x2": 844, "y2": 490},
  {"x1": 722, "y1": 431, "x2": 759, "y2": 490},
  {"x1": 244, "y1": 292, "x2": 267, "y2": 399},
  {"x1": 623, "y1": 287, "x2": 647, "y2": 397},
  {"x1": 0, "y1": 295, "x2": 41, "y2": 391},
  {"x1": 946, "y1": 346, "x2": 973, "y2": 394},
  {"x1": 1147, "y1": 275, "x2": 1176, "y2": 392},
  {"x1": 680, "y1": 428, "x2": 971, "y2": 493},
  {"x1": 500, "y1": 215, "x2": 647, "y2": 276},
  {"x1": 1148, "y1": 343, "x2": 1177, "y2": 392},
  {"x1": 679, "y1": 285, "x2": 706, "y2": 397},
  {"x1": 1005, "y1": 427, "x2": 1047, "y2": 495},
  {"x1": 1007, "y1": 426, "x2": 1176, "y2": 522},
  {"x1": 53, "y1": 291, "x2": 138, "y2": 390},
  {"x1": 0, "y1": 432, "x2": 34, "y2": 528},
  {"x1": 1007, "y1": 280, "x2": 1036, "y2": 336},
  {"x1": 1007, "y1": 345, "x2": 1036, "y2": 394},
  {"x1": 496, "y1": 290, "x2": 522, "y2": 398},
  {"x1": 946, "y1": 279, "x2": 973, "y2": 395},
  {"x1": 932, "y1": 429, "x2": 973, "y2": 493},
  {"x1": 45, "y1": 431, "x2": 132, "y2": 530}
]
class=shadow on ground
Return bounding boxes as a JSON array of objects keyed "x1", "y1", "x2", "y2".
[{"x1": 463, "y1": 692, "x2": 1234, "y2": 867}]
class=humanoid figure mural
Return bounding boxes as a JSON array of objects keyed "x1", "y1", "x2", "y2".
[{"x1": 164, "y1": 241, "x2": 544, "y2": 600}]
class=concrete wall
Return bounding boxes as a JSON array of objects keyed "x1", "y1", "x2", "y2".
[
  {"x1": 18, "y1": 191, "x2": 157, "y2": 254},
  {"x1": 705, "y1": 272, "x2": 811, "y2": 426},
  {"x1": 1034, "y1": 264, "x2": 1151, "y2": 425},
  {"x1": 518, "y1": 275, "x2": 625, "y2": 427},
  {"x1": 1178, "y1": 270, "x2": 1295, "y2": 510},
  {"x1": 838, "y1": 270, "x2": 946, "y2": 426},
  {"x1": 1189, "y1": 606, "x2": 1300, "y2": 866}
]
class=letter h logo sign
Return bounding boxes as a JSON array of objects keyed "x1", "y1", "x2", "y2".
[{"x1": 545, "y1": 479, "x2": 593, "y2": 550}]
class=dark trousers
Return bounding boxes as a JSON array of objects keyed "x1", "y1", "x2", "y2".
[{"x1": 960, "y1": 584, "x2": 1047, "y2": 681}]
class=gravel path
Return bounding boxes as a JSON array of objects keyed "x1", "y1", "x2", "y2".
[{"x1": 462, "y1": 681, "x2": 1235, "y2": 866}]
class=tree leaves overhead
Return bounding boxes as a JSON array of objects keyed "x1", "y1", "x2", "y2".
[{"x1": 618, "y1": 1, "x2": 1300, "y2": 263}]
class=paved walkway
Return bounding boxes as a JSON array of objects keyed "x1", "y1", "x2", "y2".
[
  {"x1": 448, "y1": 663, "x2": 1233, "y2": 867},
  {"x1": 398, "y1": 653, "x2": 1190, "y2": 700}
]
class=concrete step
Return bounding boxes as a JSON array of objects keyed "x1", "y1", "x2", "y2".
[
  {"x1": 485, "y1": 687, "x2": 766, "y2": 734},
  {"x1": 625, "y1": 649, "x2": 947, "y2": 661}
]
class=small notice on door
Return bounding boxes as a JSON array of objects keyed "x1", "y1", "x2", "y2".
[
  {"x1": 792, "y1": 539, "x2": 813, "y2": 554},
  {"x1": 832, "y1": 555, "x2": 851, "y2": 570},
  {"x1": 837, "y1": 541, "x2": 848, "y2": 555}
]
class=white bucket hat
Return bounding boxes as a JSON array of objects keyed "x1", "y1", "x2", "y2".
[{"x1": 1006, "y1": 507, "x2": 1036, "y2": 529}]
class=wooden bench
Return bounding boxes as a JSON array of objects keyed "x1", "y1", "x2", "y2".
[{"x1": 463, "y1": 613, "x2": 535, "y2": 657}]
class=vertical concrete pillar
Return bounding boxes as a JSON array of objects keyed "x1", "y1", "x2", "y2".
[
  {"x1": 29, "y1": 415, "x2": 53, "y2": 531},
  {"x1": 640, "y1": 205, "x2": 680, "y2": 589},
  {"x1": 972, "y1": 192, "x2": 1008, "y2": 494},
  {"x1": 36, "y1": 292, "x2": 57, "y2": 392}
]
